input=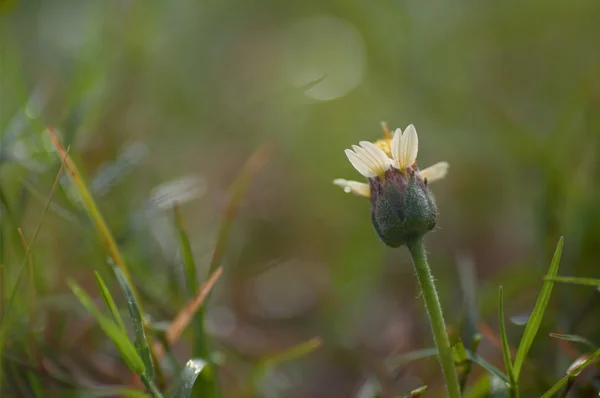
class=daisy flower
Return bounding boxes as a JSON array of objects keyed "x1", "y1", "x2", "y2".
[{"x1": 333, "y1": 123, "x2": 448, "y2": 247}]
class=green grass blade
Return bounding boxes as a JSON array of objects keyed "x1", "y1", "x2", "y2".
[
  {"x1": 113, "y1": 267, "x2": 155, "y2": 383},
  {"x1": 512, "y1": 237, "x2": 564, "y2": 379},
  {"x1": 174, "y1": 205, "x2": 197, "y2": 298},
  {"x1": 467, "y1": 352, "x2": 509, "y2": 384},
  {"x1": 549, "y1": 333, "x2": 596, "y2": 349},
  {"x1": 252, "y1": 337, "x2": 322, "y2": 393},
  {"x1": 69, "y1": 281, "x2": 145, "y2": 375},
  {"x1": 173, "y1": 359, "x2": 208, "y2": 398},
  {"x1": 498, "y1": 286, "x2": 517, "y2": 387},
  {"x1": 173, "y1": 204, "x2": 209, "y2": 360},
  {"x1": 545, "y1": 276, "x2": 600, "y2": 287},
  {"x1": 387, "y1": 348, "x2": 439, "y2": 370},
  {"x1": 5, "y1": 150, "x2": 67, "y2": 320},
  {"x1": 94, "y1": 271, "x2": 126, "y2": 331},
  {"x1": 540, "y1": 347, "x2": 600, "y2": 398},
  {"x1": 259, "y1": 337, "x2": 322, "y2": 369}
]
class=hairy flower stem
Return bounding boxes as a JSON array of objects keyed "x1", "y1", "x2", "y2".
[{"x1": 407, "y1": 237, "x2": 461, "y2": 398}]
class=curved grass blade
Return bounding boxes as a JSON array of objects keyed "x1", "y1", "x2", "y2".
[
  {"x1": 549, "y1": 333, "x2": 596, "y2": 350},
  {"x1": 513, "y1": 237, "x2": 564, "y2": 380},
  {"x1": 545, "y1": 276, "x2": 600, "y2": 287},
  {"x1": 208, "y1": 143, "x2": 274, "y2": 274},
  {"x1": 498, "y1": 286, "x2": 517, "y2": 391},
  {"x1": 94, "y1": 271, "x2": 126, "y2": 331},
  {"x1": 260, "y1": 337, "x2": 322, "y2": 370},
  {"x1": 252, "y1": 337, "x2": 322, "y2": 394},
  {"x1": 173, "y1": 359, "x2": 208, "y2": 398},
  {"x1": 164, "y1": 267, "x2": 223, "y2": 347},
  {"x1": 47, "y1": 128, "x2": 137, "y2": 299},
  {"x1": 69, "y1": 281, "x2": 145, "y2": 375},
  {"x1": 387, "y1": 348, "x2": 439, "y2": 370},
  {"x1": 467, "y1": 352, "x2": 509, "y2": 384},
  {"x1": 540, "y1": 347, "x2": 600, "y2": 398},
  {"x1": 114, "y1": 267, "x2": 155, "y2": 383}
]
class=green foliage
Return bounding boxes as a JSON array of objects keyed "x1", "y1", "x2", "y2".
[
  {"x1": 114, "y1": 267, "x2": 156, "y2": 386},
  {"x1": 549, "y1": 333, "x2": 596, "y2": 350},
  {"x1": 69, "y1": 281, "x2": 146, "y2": 375},
  {"x1": 498, "y1": 286, "x2": 517, "y2": 394},
  {"x1": 513, "y1": 237, "x2": 564, "y2": 380},
  {"x1": 173, "y1": 359, "x2": 208, "y2": 398},
  {"x1": 95, "y1": 270, "x2": 127, "y2": 331}
]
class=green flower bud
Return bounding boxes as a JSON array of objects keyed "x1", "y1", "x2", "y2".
[
  {"x1": 333, "y1": 123, "x2": 448, "y2": 247},
  {"x1": 370, "y1": 168, "x2": 437, "y2": 247}
]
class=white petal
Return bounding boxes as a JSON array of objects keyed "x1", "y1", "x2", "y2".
[
  {"x1": 359, "y1": 141, "x2": 391, "y2": 173},
  {"x1": 399, "y1": 124, "x2": 418, "y2": 169},
  {"x1": 352, "y1": 145, "x2": 379, "y2": 173},
  {"x1": 345, "y1": 149, "x2": 377, "y2": 178},
  {"x1": 391, "y1": 128, "x2": 402, "y2": 168},
  {"x1": 333, "y1": 179, "x2": 370, "y2": 197},
  {"x1": 420, "y1": 161, "x2": 449, "y2": 183}
]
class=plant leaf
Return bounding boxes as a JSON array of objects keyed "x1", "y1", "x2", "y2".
[
  {"x1": 387, "y1": 348, "x2": 439, "y2": 371},
  {"x1": 69, "y1": 281, "x2": 145, "y2": 375},
  {"x1": 114, "y1": 267, "x2": 155, "y2": 382},
  {"x1": 549, "y1": 333, "x2": 596, "y2": 349},
  {"x1": 173, "y1": 359, "x2": 208, "y2": 398},
  {"x1": 94, "y1": 271, "x2": 126, "y2": 331},
  {"x1": 498, "y1": 286, "x2": 516, "y2": 386},
  {"x1": 545, "y1": 276, "x2": 600, "y2": 287},
  {"x1": 174, "y1": 204, "x2": 197, "y2": 299},
  {"x1": 512, "y1": 237, "x2": 564, "y2": 379},
  {"x1": 540, "y1": 348, "x2": 600, "y2": 397},
  {"x1": 467, "y1": 352, "x2": 509, "y2": 384}
]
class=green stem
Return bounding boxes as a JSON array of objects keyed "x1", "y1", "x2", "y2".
[
  {"x1": 407, "y1": 237, "x2": 461, "y2": 398},
  {"x1": 142, "y1": 375, "x2": 165, "y2": 398}
]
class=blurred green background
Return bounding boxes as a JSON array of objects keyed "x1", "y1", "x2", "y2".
[{"x1": 2, "y1": 0, "x2": 600, "y2": 396}]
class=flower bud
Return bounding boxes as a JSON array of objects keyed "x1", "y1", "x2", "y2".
[{"x1": 369, "y1": 168, "x2": 437, "y2": 247}]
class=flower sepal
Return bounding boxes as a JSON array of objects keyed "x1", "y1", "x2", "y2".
[{"x1": 370, "y1": 169, "x2": 437, "y2": 248}]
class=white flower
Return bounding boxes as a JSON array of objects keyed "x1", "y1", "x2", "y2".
[{"x1": 333, "y1": 124, "x2": 448, "y2": 197}]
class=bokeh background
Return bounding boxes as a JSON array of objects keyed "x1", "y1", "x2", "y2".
[{"x1": 2, "y1": 0, "x2": 600, "y2": 396}]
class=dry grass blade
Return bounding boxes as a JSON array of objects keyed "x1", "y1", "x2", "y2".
[
  {"x1": 46, "y1": 127, "x2": 135, "y2": 290},
  {"x1": 4, "y1": 147, "x2": 68, "y2": 320},
  {"x1": 165, "y1": 267, "x2": 223, "y2": 345},
  {"x1": 208, "y1": 143, "x2": 274, "y2": 274}
]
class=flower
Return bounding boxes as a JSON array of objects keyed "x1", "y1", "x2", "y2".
[{"x1": 333, "y1": 123, "x2": 448, "y2": 247}]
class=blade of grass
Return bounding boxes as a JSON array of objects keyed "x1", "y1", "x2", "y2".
[
  {"x1": 94, "y1": 271, "x2": 126, "y2": 331},
  {"x1": 549, "y1": 333, "x2": 595, "y2": 350},
  {"x1": 114, "y1": 267, "x2": 155, "y2": 384},
  {"x1": 512, "y1": 237, "x2": 564, "y2": 380},
  {"x1": 46, "y1": 127, "x2": 136, "y2": 298},
  {"x1": 540, "y1": 348, "x2": 600, "y2": 398},
  {"x1": 387, "y1": 348, "x2": 439, "y2": 370},
  {"x1": 208, "y1": 143, "x2": 274, "y2": 274},
  {"x1": 545, "y1": 276, "x2": 600, "y2": 287},
  {"x1": 174, "y1": 204, "x2": 198, "y2": 299},
  {"x1": 252, "y1": 337, "x2": 322, "y2": 393},
  {"x1": 69, "y1": 281, "x2": 145, "y2": 375},
  {"x1": 174, "y1": 359, "x2": 208, "y2": 398},
  {"x1": 466, "y1": 352, "x2": 509, "y2": 384},
  {"x1": 173, "y1": 204, "x2": 215, "y2": 398},
  {"x1": 2, "y1": 147, "x2": 68, "y2": 329},
  {"x1": 164, "y1": 267, "x2": 223, "y2": 346},
  {"x1": 259, "y1": 337, "x2": 322, "y2": 369},
  {"x1": 47, "y1": 127, "x2": 163, "y2": 383},
  {"x1": 498, "y1": 286, "x2": 517, "y2": 395}
]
